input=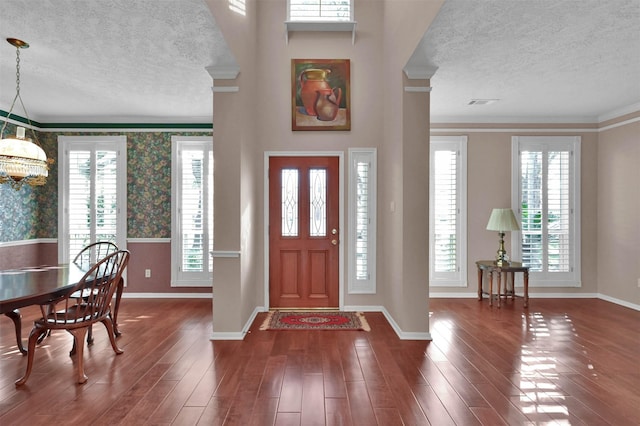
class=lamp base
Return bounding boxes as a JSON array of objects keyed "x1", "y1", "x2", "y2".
[{"x1": 495, "y1": 232, "x2": 510, "y2": 266}]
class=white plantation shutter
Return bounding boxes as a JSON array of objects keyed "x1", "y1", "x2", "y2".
[
  {"x1": 288, "y1": 0, "x2": 352, "y2": 21},
  {"x1": 433, "y1": 150, "x2": 457, "y2": 272},
  {"x1": 68, "y1": 150, "x2": 92, "y2": 256},
  {"x1": 58, "y1": 137, "x2": 126, "y2": 263},
  {"x1": 512, "y1": 136, "x2": 580, "y2": 286},
  {"x1": 171, "y1": 137, "x2": 213, "y2": 287},
  {"x1": 429, "y1": 136, "x2": 467, "y2": 286},
  {"x1": 348, "y1": 149, "x2": 377, "y2": 293}
]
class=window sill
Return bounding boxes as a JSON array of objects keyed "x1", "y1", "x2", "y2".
[{"x1": 284, "y1": 20, "x2": 357, "y2": 44}]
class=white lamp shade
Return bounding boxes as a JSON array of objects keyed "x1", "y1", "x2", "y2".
[
  {"x1": 486, "y1": 208, "x2": 520, "y2": 232},
  {"x1": 0, "y1": 136, "x2": 48, "y2": 162}
]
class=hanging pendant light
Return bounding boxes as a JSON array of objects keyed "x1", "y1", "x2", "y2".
[{"x1": 0, "y1": 38, "x2": 52, "y2": 190}]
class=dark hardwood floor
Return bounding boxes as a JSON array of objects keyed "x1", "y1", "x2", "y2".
[{"x1": 1, "y1": 297, "x2": 638, "y2": 425}]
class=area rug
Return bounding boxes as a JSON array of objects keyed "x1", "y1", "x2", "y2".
[{"x1": 260, "y1": 311, "x2": 370, "y2": 331}]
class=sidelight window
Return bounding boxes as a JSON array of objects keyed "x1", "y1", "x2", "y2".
[
  {"x1": 348, "y1": 148, "x2": 377, "y2": 293},
  {"x1": 429, "y1": 136, "x2": 467, "y2": 287}
]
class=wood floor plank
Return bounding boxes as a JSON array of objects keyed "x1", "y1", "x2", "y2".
[
  {"x1": 412, "y1": 384, "x2": 456, "y2": 426},
  {"x1": 1, "y1": 298, "x2": 638, "y2": 426},
  {"x1": 248, "y1": 396, "x2": 279, "y2": 426},
  {"x1": 277, "y1": 366, "x2": 303, "y2": 413},
  {"x1": 196, "y1": 396, "x2": 233, "y2": 426},
  {"x1": 300, "y1": 373, "x2": 325, "y2": 426},
  {"x1": 171, "y1": 406, "x2": 205, "y2": 426},
  {"x1": 345, "y1": 381, "x2": 377, "y2": 426},
  {"x1": 324, "y1": 397, "x2": 353, "y2": 426}
]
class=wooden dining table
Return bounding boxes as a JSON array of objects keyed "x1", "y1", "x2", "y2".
[{"x1": 0, "y1": 263, "x2": 125, "y2": 355}]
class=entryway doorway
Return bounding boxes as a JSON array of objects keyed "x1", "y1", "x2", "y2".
[{"x1": 268, "y1": 155, "x2": 340, "y2": 308}]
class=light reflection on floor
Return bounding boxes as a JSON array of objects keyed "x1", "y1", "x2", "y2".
[{"x1": 519, "y1": 311, "x2": 576, "y2": 424}]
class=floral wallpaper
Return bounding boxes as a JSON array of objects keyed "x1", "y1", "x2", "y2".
[{"x1": 0, "y1": 123, "x2": 212, "y2": 242}]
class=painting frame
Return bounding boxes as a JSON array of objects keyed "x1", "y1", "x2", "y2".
[{"x1": 291, "y1": 59, "x2": 351, "y2": 131}]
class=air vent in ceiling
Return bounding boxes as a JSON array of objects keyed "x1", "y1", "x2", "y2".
[{"x1": 468, "y1": 99, "x2": 499, "y2": 105}]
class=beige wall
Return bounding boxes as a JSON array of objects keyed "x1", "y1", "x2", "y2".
[
  {"x1": 597, "y1": 117, "x2": 640, "y2": 305},
  {"x1": 429, "y1": 125, "x2": 600, "y2": 296},
  {"x1": 204, "y1": 0, "x2": 639, "y2": 336},
  {"x1": 206, "y1": 0, "x2": 444, "y2": 334}
]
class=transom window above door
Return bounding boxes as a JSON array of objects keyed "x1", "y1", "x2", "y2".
[
  {"x1": 285, "y1": 0, "x2": 356, "y2": 44},
  {"x1": 288, "y1": 0, "x2": 353, "y2": 21}
]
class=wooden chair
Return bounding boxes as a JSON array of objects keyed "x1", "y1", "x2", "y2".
[
  {"x1": 15, "y1": 250, "x2": 130, "y2": 386},
  {"x1": 39, "y1": 241, "x2": 120, "y2": 346},
  {"x1": 73, "y1": 241, "x2": 120, "y2": 345},
  {"x1": 73, "y1": 241, "x2": 119, "y2": 270}
]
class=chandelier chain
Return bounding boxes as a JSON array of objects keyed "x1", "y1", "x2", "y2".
[
  {"x1": 15, "y1": 47, "x2": 21, "y2": 95},
  {"x1": 1, "y1": 44, "x2": 37, "y2": 144}
]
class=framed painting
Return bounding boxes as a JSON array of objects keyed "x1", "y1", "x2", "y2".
[{"x1": 292, "y1": 59, "x2": 350, "y2": 131}]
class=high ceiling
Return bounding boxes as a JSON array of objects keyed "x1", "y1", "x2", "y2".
[
  {"x1": 0, "y1": 0, "x2": 235, "y2": 124},
  {"x1": 414, "y1": 0, "x2": 640, "y2": 123},
  {"x1": 1, "y1": 0, "x2": 638, "y2": 125}
]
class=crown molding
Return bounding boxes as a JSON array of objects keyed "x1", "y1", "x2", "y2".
[
  {"x1": 403, "y1": 65, "x2": 438, "y2": 80},
  {"x1": 205, "y1": 65, "x2": 240, "y2": 80}
]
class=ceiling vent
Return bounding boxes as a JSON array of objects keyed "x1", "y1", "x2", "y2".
[{"x1": 468, "y1": 99, "x2": 499, "y2": 105}]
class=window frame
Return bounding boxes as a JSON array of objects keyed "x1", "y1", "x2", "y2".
[
  {"x1": 57, "y1": 136, "x2": 127, "y2": 264},
  {"x1": 287, "y1": 0, "x2": 353, "y2": 22},
  {"x1": 348, "y1": 148, "x2": 377, "y2": 294},
  {"x1": 429, "y1": 136, "x2": 468, "y2": 287},
  {"x1": 171, "y1": 136, "x2": 214, "y2": 287},
  {"x1": 511, "y1": 136, "x2": 581, "y2": 287}
]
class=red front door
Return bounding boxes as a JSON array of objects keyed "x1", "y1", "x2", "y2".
[{"x1": 269, "y1": 156, "x2": 340, "y2": 308}]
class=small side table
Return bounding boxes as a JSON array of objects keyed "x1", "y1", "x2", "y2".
[{"x1": 476, "y1": 260, "x2": 529, "y2": 308}]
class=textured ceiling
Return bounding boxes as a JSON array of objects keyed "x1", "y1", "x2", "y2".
[
  {"x1": 411, "y1": 0, "x2": 640, "y2": 123},
  {"x1": 0, "y1": 0, "x2": 235, "y2": 124},
  {"x1": 1, "y1": 0, "x2": 639, "y2": 124}
]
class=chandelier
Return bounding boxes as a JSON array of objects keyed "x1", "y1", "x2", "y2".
[{"x1": 0, "y1": 38, "x2": 52, "y2": 190}]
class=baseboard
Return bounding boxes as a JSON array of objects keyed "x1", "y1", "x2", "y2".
[
  {"x1": 210, "y1": 331, "x2": 246, "y2": 340},
  {"x1": 430, "y1": 292, "x2": 601, "y2": 298},
  {"x1": 122, "y1": 292, "x2": 212, "y2": 299},
  {"x1": 597, "y1": 293, "x2": 640, "y2": 311},
  {"x1": 429, "y1": 292, "x2": 478, "y2": 298},
  {"x1": 429, "y1": 291, "x2": 639, "y2": 311},
  {"x1": 344, "y1": 305, "x2": 432, "y2": 340}
]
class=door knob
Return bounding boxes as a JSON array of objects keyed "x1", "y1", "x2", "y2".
[
  {"x1": 331, "y1": 239, "x2": 338, "y2": 245},
  {"x1": 331, "y1": 228, "x2": 337, "y2": 235}
]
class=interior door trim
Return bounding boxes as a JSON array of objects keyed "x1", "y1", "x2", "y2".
[{"x1": 263, "y1": 151, "x2": 344, "y2": 310}]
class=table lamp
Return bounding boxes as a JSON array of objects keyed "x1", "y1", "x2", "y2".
[{"x1": 486, "y1": 208, "x2": 520, "y2": 266}]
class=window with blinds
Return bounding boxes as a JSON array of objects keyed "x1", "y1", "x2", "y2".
[
  {"x1": 511, "y1": 136, "x2": 581, "y2": 286},
  {"x1": 171, "y1": 137, "x2": 213, "y2": 287},
  {"x1": 228, "y1": 0, "x2": 245, "y2": 16},
  {"x1": 429, "y1": 136, "x2": 467, "y2": 286},
  {"x1": 58, "y1": 136, "x2": 127, "y2": 264},
  {"x1": 288, "y1": 0, "x2": 352, "y2": 21},
  {"x1": 348, "y1": 149, "x2": 376, "y2": 293}
]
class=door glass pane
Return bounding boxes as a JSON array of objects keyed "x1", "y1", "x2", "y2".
[
  {"x1": 309, "y1": 168, "x2": 327, "y2": 237},
  {"x1": 281, "y1": 169, "x2": 299, "y2": 237}
]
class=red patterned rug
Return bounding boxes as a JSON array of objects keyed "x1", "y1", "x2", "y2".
[{"x1": 260, "y1": 311, "x2": 370, "y2": 331}]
